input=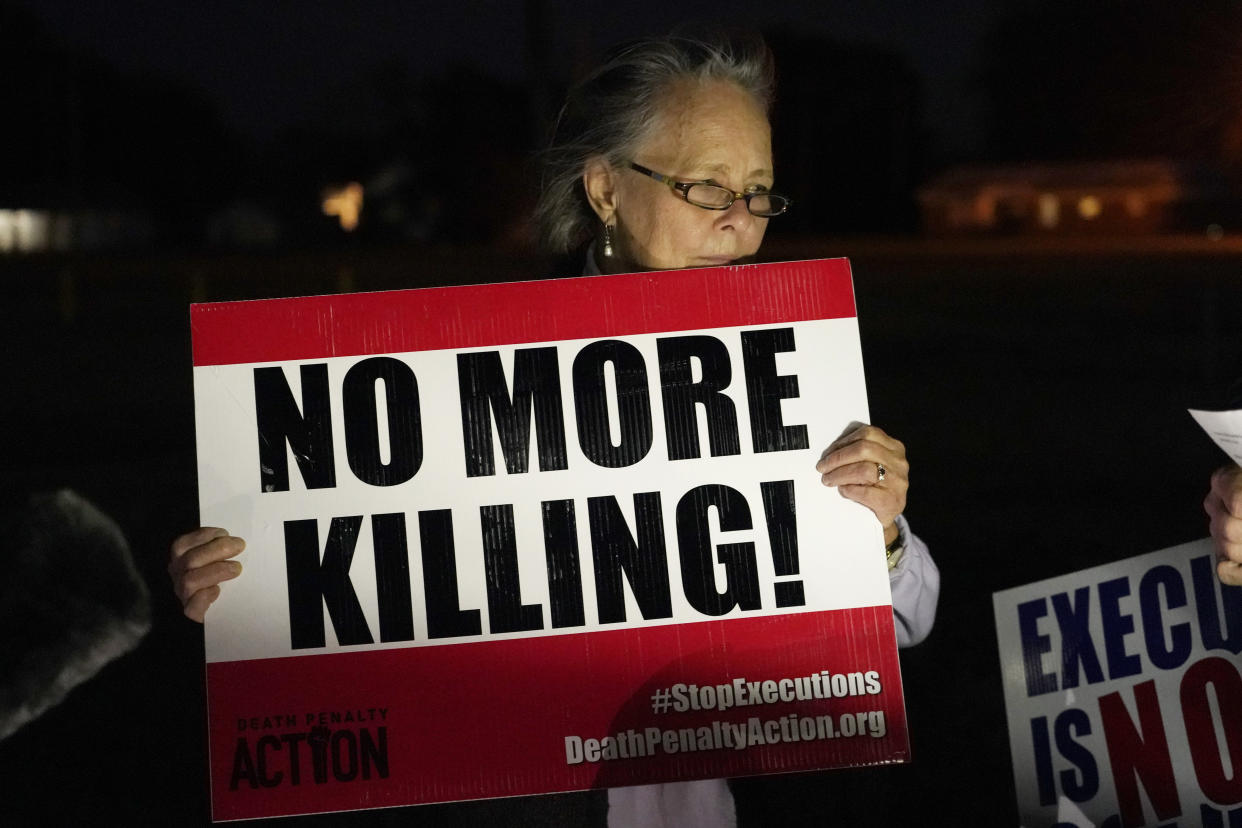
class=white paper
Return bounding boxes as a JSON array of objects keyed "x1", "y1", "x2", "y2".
[{"x1": 1188, "y1": 407, "x2": 1242, "y2": 466}]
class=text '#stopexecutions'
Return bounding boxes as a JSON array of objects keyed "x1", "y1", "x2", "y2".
[{"x1": 650, "y1": 669, "x2": 882, "y2": 714}]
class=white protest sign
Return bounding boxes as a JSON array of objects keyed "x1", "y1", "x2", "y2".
[{"x1": 994, "y1": 539, "x2": 1242, "y2": 827}]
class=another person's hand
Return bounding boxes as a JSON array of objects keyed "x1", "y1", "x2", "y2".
[
  {"x1": 816, "y1": 423, "x2": 908, "y2": 546},
  {"x1": 1205, "y1": 465, "x2": 1242, "y2": 587},
  {"x1": 168, "y1": 527, "x2": 245, "y2": 622}
]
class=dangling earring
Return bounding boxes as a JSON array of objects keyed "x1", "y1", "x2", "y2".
[{"x1": 602, "y1": 224, "x2": 615, "y2": 258}]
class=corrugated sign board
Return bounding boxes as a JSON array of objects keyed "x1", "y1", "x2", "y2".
[
  {"x1": 993, "y1": 539, "x2": 1242, "y2": 827},
  {"x1": 191, "y1": 258, "x2": 908, "y2": 821}
]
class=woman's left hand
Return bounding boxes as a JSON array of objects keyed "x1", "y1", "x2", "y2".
[{"x1": 816, "y1": 423, "x2": 908, "y2": 546}]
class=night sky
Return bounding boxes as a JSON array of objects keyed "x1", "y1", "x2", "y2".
[{"x1": 15, "y1": 0, "x2": 1014, "y2": 155}]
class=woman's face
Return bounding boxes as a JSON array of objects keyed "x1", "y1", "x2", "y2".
[{"x1": 608, "y1": 79, "x2": 774, "y2": 271}]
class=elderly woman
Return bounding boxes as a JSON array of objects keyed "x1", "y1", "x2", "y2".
[
  {"x1": 171, "y1": 32, "x2": 939, "y2": 828},
  {"x1": 538, "y1": 31, "x2": 937, "y2": 643}
]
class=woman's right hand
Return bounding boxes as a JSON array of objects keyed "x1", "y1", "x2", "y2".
[{"x1": 168, "y1": 527, "x2": 245, "y2": 622}]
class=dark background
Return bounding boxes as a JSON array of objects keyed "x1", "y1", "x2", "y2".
[{"x1": 1, "y1": 1, "x2": 1240, "y2": 825}]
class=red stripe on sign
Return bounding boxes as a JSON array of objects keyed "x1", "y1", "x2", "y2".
[
  {"x1": 207, "y1": 605, "x2": 906, "y2": 821},
  {"x1": 191, "y1": 259, "x2": 855, "y2": 367}
]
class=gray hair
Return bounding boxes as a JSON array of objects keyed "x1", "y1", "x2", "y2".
[{"x1": 535, "y1": 33, "x2": 776, "y2": 256}]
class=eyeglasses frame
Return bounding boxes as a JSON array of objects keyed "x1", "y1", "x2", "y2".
[{"x1": 627, "y1": 162, "x2": 791, "y2": 216}]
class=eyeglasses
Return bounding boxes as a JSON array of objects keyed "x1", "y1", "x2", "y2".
[{"x1": 628, "y1": 163, "x2": 791, "y2": 217}]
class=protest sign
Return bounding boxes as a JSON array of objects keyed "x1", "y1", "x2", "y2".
[
  {"x1": 993, "y1": 539, "x2": 1242, "y2": 827},
  {"x1": 192, "y1": 258, "x2": 908, "y2": 821}
]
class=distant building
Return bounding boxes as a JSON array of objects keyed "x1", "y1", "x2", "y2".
[
  {"x1": 0, "y1": 208, "x2": 155, "y2": 255},
  {"x1": 918, "y1": 159, "x2": 1232, "y2": 235}
]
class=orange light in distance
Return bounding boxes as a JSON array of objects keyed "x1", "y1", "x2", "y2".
[{"x1": 322, "y1": 182, "x2": 364, "y2": 231}]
